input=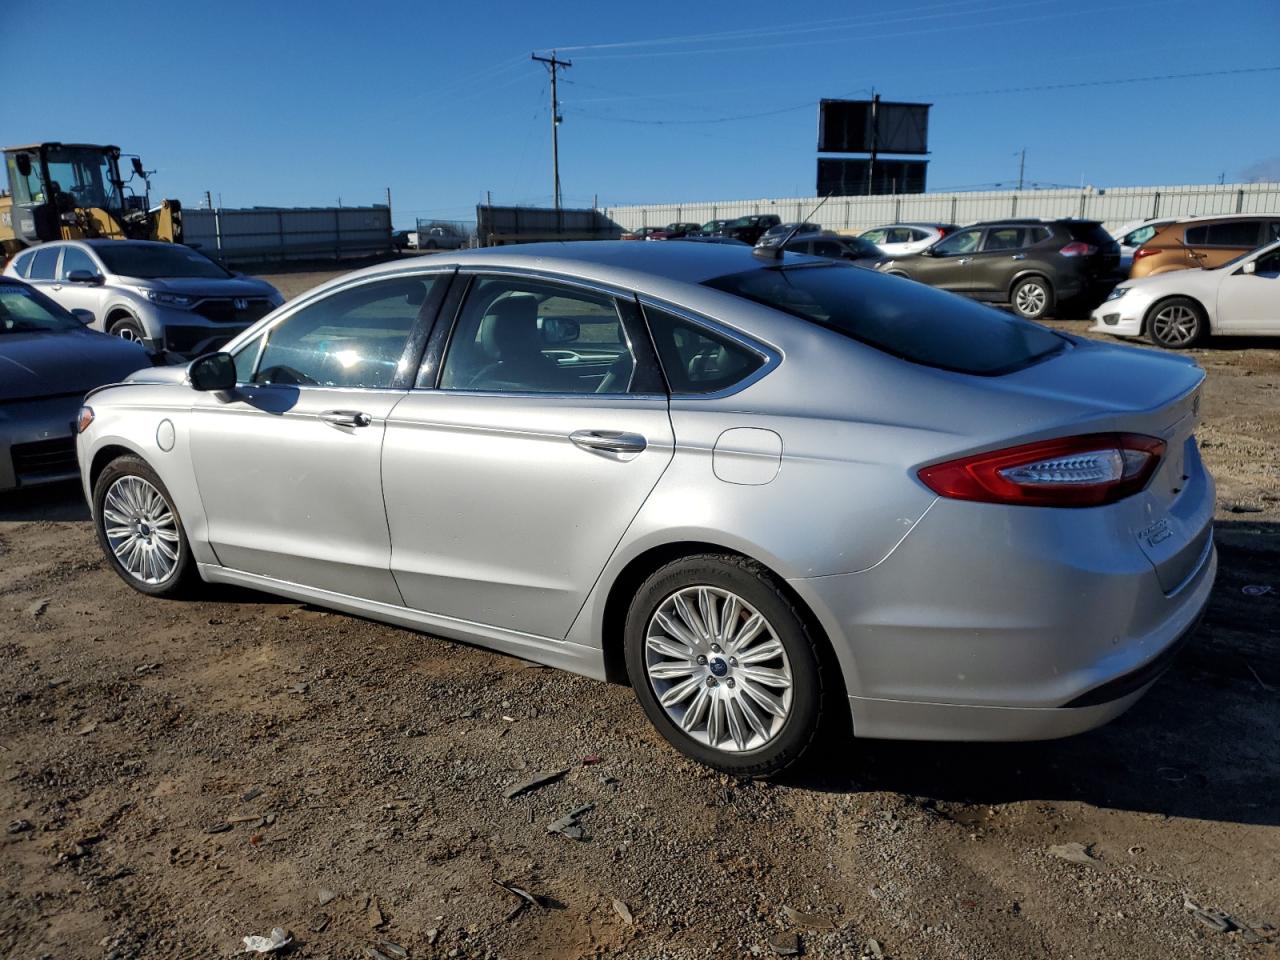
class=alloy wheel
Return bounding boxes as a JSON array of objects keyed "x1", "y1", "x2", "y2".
[
  {"x1": 644, "y1": 585, "x2": 794, "y2": 753},
  {"x1": 115, "y1": 326, "x2": 142, "y2": 343},
  {"x1": 1151, "y1": 304, "x2": 1200, "y2": 346},
  {"x1": 102, "y1": 475, "x2": 181, "y2": 584},
  {"x1": 1014, "y1": 281, "x2": 1047, "y2": 317}
]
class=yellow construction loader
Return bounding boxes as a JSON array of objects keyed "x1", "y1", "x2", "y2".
[{"x1": 0, "y1": 142, "x2": 182, "y2": 265}]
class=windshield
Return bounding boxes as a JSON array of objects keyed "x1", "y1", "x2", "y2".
[
  {"x1": 704, "y1": 263, "x2": 1067, "y2": 375},
  {"x1": 1216, "y1": 240, "x2": 1280, "y2": 271},
  {"x1": 95, "y1": 244, "x2": 231, "y2": 279},
  {"x1": 43, "y1": 146, "x2": 123, "y2": 211},
  {"x1": 0, "y1": 283, "x2": 80, "y2": 334}
]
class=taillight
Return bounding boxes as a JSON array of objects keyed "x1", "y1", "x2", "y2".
[
  {"x1": 1132, "y1": 246, "x2": 1158, "y2": 260},
  {"x1": 1059, "y1": 241, "x2": 1098, "y2": 257},
  {"x1": 936, "y1": 227, "x2": 949, "y2": 237},
  {"x1": 918, "y1": 433, "x2": 1165, "y2": 507}
]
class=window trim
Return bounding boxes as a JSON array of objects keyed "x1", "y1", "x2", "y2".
[
  {"x1": 27, "y1": 245, "x2": 62, "y2": 281},
  {"x1": 58, "y1": 243, "x2": 102, "y2": 281},
  {"x1": 1184, "y1": 220, "x2": 1263, "y2": 248},
  {"x1": 421, "y1": 268, "x2": 666, "y2": 400},
  {"x1": 235, "y1": 269, "x2": 453, "y2": 392},
  {"x1": 636, "y1": 295, "x2": 780, "y2": 400}
]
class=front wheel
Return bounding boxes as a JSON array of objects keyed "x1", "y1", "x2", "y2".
[
  {"x1": 108, "y1": 316, "x2": 147, "y2": 344},
  {"x1": 1011, "y1": 276, "x2": 1054, "y2": 320},
  {"x1": 93, "y1": 454, "x2": 197, "y2": 597},
  {"x1": 1147, "y1": 297, "x2": 1206, "y2": 349},
  {"x1": 624, "y1": 554, "x2": 827, "y2": 776}
]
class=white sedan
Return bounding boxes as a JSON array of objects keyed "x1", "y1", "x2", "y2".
[{"x1": 1090, "y1": 239, "x2": 1280, "y2": 348}]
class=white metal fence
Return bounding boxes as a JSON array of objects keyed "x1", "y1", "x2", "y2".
[
  {"x1": 602, "y1": 182, "x2": 1280, "y2": 235},
  {"x1": 183, "y1": 206, "x2": 392, "y2": 263}
]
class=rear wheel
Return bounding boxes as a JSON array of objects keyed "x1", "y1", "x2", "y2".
[
  {"x1": 623, "y1": 554, "x2": 826, "y2": 776},
  {"x1": 108, "y1": 316, "x2": 146, "y2": 344},
  {"x1": 93, "y1": 455, "x2": 197, "y2": 597},
  {"x1": 1011, "y1": 275, "x2": 1054, "y2": 320},
  {"x1": 1147, "y1": 297, "x2": 1206, "y2": 349}
]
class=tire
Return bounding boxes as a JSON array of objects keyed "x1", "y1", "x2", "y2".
[
  {"x1": 93, "y1": 454, "x2": 198, "y2": 598},
  {"x1": 108, "y1": 315, "x2": 146, "y2": 344},
  {"x1": 424, "y1": 239, "x2": 438, "y2": 250},
  {"x1": 1010, "y1": 275, "x2": 1054, "y2": 320},
  {"x1": 623, "y1": 554, "x2": 827, "y2": 776},
  {"x1": 1146, "y1": 296, "x2": 1206, "y2": 349}
]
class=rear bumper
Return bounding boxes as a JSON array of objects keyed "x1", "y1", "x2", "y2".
[{"x1": 790, "y1": 480, "x2": 1217, "y2": 742}]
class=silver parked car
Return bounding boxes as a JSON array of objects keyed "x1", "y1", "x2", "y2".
[
  {"x1": 4, "y1": 240, "x2": 284, "y2": 356},
  {"x1": 75, "y1": 242, "x2": 1215, "y2": 775},
  {"x1": 1, "y1": 276, "x2": 148, "y2": 492}
]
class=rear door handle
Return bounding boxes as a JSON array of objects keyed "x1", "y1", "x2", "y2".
[
  {"x1": 570, "y1": 430, "x2": 647, "y2": 458},
  {"x1": 320, "y1": 409, "x2": 372, "y2": 428},
  {"x1": 1010, "y1": 253, "x2": 1026, "y2": 260}
]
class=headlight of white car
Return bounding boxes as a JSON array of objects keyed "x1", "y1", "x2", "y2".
[{"x1": 1104, "y1": 286, "x2": 1130, "y2": 302}]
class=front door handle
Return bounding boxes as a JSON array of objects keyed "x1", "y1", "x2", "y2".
[
  {"x1": 1010, "y1": 253, "x2": 1026, "y2": 260},
  {"x1": 956, "y1": 257, "x2": 972, "y2": 264},
  {"x1": 320, "y1": 409, "x2": 372, "y2": 428},
  {"x1": 570, "y1": 430, "x2": 647, "y2": 458}
]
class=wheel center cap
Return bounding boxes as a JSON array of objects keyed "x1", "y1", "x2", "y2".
[
  {"x1": 708, "y1": 657, "x2": 728, "y2": 678},
  {"x1": 139, "y1": 523, "x2": 151, "y2": 537}
]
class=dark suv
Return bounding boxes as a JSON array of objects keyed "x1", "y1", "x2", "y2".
[
  {"x1": 877, "y1": 219, "x2": 1119, "y2": 319},
  {"x1": 715, "y1": 214, "x2": 782, "y2": 246}
]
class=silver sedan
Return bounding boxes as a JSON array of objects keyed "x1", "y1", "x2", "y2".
[{"x1": 75, "y1": 242, "x2": 1216, "y2": 775}]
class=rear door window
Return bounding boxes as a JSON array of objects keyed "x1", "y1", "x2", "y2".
[
  {"x1": 704, "y1": 263, "x2": 1066, "y2": 376},
  {"x1": 982, "y1": 228, "x2": 1025, "y2": 251},
  {"x1": 28, "y1": 247, "x2": 60, "y2": 280}
]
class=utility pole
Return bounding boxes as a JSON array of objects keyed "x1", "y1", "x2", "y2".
[
  {"x1": 204, "y1": 190, "x2": 212, "y2": 210},
  {"x1": 532, "y1": 51, "x2": 572, "y2": 209},
  {"x1": 1017, "y1": 149, "x2": 1026, "y2": 191},
  {"x1": 867, "y1": 91, "x2": 880, "y2": 196}
]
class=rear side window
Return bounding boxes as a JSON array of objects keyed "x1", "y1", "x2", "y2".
[
  {"x1": 1185, "y1": 221, "x2": 1261, "y2": 247},
  {"x1": 11, "y1": 249, "x2": 35, "y2": 277},
  {"x1": 1269, "y1": 222, "x2": 1280, "y2": 242},
  {"x1": 29, "y1": 247, "x2": 59, "y2": 280},
  {"x1": 642, "y1": 304, "x2": 765, "y2": 395},
  {"x1": 704, "y1": 263, "x2": 1066, "y2": 376},
  {"x1": 983, "y1": 228, "x2": 1024, "y2": 251}
]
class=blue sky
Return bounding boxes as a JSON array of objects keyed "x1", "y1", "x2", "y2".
[{"x1": 4, "y1": 0, "x2": 1278, "y2": 226}]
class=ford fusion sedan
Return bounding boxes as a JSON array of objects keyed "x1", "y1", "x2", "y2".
[
  {"x1": 4, "y1": 240, "x2": 284, "y2": 356},
  {"x1": 77, "y1": 242, "x2": 1214, "y2": 775},
  {"x1": 1091, "y1": 239, "x2": 1280, "y2": 348},
  {"x1": 1, "y1": 276, "x2": 148, "y2": 491}
]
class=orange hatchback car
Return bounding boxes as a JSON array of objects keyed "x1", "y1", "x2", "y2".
[{"x1": 1130, "y1": 214, "x2": 1280, "y2": 278}]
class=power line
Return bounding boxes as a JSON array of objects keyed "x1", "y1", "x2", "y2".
[{"x1": 570, "y1": 65, "x2": 1280, "y2": 127}]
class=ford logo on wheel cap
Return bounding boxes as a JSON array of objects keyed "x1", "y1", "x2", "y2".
[{"x1": 709, "y1": 657, "x2": 728, "y2": 677}]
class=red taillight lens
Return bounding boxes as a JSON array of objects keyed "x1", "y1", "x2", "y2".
[
  {"x1": 936, "y1": 227, "x2": 949, "y2": 237},
  {"x1": 1059, "y1": 241, "x2": 1097, "y2": 257},
  {"x1": 918, "y1": 433, "x2": 1165, "y2": 507},
  {"x1": 1132, "y1": 246, "x2": 1158, "y2": 260}
]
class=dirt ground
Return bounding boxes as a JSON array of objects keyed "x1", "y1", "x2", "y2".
[{"x1": 2, "y1": 261, "x2": 1278, "y2": 960}]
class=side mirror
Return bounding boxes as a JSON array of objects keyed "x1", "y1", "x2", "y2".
[
  {"x1": 15, "y1": 153, "x2": 32, "y2": 178},
  {"x1": 541, "y1": 317, "x2": 580, "y2": 344},
  {"x1": 1242, "y1": 261, "x2": 1257, "y2": 275},
  {"x1": 67, "y1": 269, "x2": 103, "y2": 285},
  {"x1": 71, "y1": 308, "x2": 94, "y2": 325},
  {"x1": 188, "y1": 351, "x2": 236, "y2": 391}
]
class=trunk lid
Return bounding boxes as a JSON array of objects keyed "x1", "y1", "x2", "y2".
[{"x1": 987, "y1": 337, "x2": 1210, "y2": 593}]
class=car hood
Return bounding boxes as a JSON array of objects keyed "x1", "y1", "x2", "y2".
[
  {"x1": 0, "y1": 328, "x2": 150, "y2": 402},
  {"x1": 1118, "y1": 266, "x2": 1219, "y2": 295},
  {"x1": 119, "y1": 275, "x2": 280, "y2": 299}
]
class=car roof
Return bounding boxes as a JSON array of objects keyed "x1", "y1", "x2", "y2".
[
  {"x1": 82, "y1": 239, "x2": 179, "y2": 249},
  {"x1": 315, "y1": 240, "x2": 809, "y2": 292},
  {"x1": 1170, "y1": 212, "x2": 1276, "y2": 224}
]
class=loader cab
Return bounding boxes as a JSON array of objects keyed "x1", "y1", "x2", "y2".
[{"x1": 3, "y1": 142, "x2": 128, "y2": 244}]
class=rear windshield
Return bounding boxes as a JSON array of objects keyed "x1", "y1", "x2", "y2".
[
  {"x1": 1064, "y1": 222, "x2": 1116, "y2": 247},
  {"x1": 95, "y1": 244, "x2": 231, "y2": 279},
  {"x1": 704, "y1": 262, "x2": 1067, "y2": 375}
]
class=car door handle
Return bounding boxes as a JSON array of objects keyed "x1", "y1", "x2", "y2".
[
  {"x1": 320, "y1": 409, "x2": 372, "y2": 428},
  {"x1": 957, "y1": 257, "x2": 972, "y2": 264},
  {"x1": 1010, "y1": 253, "x2": 1026, "y2": 260},
  {"x1": 570, "y1": 430, "x2": 647, "y2": 457}
]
